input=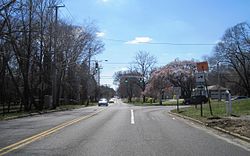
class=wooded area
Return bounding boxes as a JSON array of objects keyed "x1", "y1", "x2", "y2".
[{"x1": 0, "y1": 0, "x2": 105, "y2": 114}]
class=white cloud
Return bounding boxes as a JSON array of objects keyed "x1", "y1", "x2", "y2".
[
  {"x1": 186, "y1": 52, "x2": 194, "y2": 57},
  {"x1": 215, "y1": 40, "x2": 224, "y2": 44},
  {"x1": 125, "y1": 37, "x2": 152, "y2": 44},
  {"x1": 120, "y1": 67, "x2": 129, "y2": 71},
  {"x1": 101, "y1": 0, "x2": 109, "y2": 2},
  {"x1": 96, "y1": 32, "x2": 105, "y2": 37}
]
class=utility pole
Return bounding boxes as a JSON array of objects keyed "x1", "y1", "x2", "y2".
[
  {"x1": 98, "y1": 66, "x2": 100, "y2": 86},
  {"x1": 94, "y1": 61, "x2": 101, "y2": 100},
  {"x1": 88, "y1": 48, "x2": 91, "y2": 74},
  {"x1": 27, "y1": 0, "x2": 32, "y2": 110},
  {"x1": 217, "y1": 62, "x2": 221, "y2": 101},
  {"x1": 50, "y1": 4, "x2": 65, "y2": 108},
  {"x1": 94, "y1": 61, "x2": 100, "y2": 86},
  {"x1": 87, "y1": 48, "x2": 91, "y2": 106}
]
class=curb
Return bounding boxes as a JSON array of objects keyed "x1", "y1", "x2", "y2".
[
  {"x1": 3, "y1": 108, "x2": 70, "y2": 120},
  {"x1": 169, "y1": 111, "x2": 250, "y2": 143},
  {"x1": 169, "y1": 111, "x2": 204, "y2": 125},
  {"x1": 213, "y1": 126, "x2": 250, "y2": 143}
]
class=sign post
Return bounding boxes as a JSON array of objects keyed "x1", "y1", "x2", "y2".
[
  {"x1": 195, "y1": 73, "x2": 205, "y2": 83},
  {"x1": 196, "y1": 61, "x2": 213, "y2": 116},
  {"x1": 195, "y1": 72, "x2": 205, "y2": 116},
  {"x1": 174, "y1": 87, "x2": 181, "y2": 113},
  {"x1": 225, "y1": 90, "x2": 232, "y2": 116}
]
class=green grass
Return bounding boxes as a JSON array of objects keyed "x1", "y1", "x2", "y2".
[
  {"x1": 0, "y1": 111, "x2": 29, "y2": 120},
  {"x1": 162, "y1": 99, "x2": 184, "y2": 105},
  {"x1": 130, "y1": 102, "x2": 160, "y2": 106},
  {"x1": 57, "y1": 105, "x2": 85, "y2": 110},
  {"x1": 172, "y1": 99, "x2": 250, "y2": 121},
  {"x1": 0, "y1": 103, "x2": 97, "y2": 121},
  {"x1": 58, "y1": 102, "x2": 97, "y2": 110},
  {"x1": 128, "y1": 99, "x2": 184, "y2": 106}
]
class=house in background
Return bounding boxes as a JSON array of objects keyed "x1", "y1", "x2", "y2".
[{"x1": 208, "y1": 85, "x2": 229, "y2": 99}]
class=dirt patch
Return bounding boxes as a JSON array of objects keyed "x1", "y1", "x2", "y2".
[{"x1": 206, "y1": 118, "x2": 250, "y2": 138}]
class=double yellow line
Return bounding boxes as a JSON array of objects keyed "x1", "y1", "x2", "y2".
[{"x1": 0, "y1": 108, "x2": 105, "y2": 156}]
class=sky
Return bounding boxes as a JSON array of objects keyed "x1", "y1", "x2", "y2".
[{"x1": 61, "y1": 0, "x2": 250, "y2": 89}]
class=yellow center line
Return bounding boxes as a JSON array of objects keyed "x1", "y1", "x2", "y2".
[
  {"x1": 0, "y1": 117, "x2": 82, "y2": 152},
  {"x1": 0, "y1": 108, "x2": 105, "y2": 156}
]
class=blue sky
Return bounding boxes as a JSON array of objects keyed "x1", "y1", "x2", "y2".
[{"x1": 62, "y1": 0, "x2": 250, "y2": 89}]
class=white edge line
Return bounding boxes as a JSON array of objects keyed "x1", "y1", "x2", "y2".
[{"x1": 131, "y1": 109, "x2": 135, "y2": 124}]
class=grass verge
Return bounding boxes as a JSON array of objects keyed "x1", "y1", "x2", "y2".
[
  {"x1": 128, "y1": 99, "x2": 184, "y2": 106},
  {"x1": 0, "y1": 103, "x2": 97, "y2": 121},
  {"x1": 57, "y1": 102, "x2": 97, "y2": 110},
  {"x1": 171, "y1": 99, "x2": 250, "y2": 139},
  {"x1": 172, "y1": 99, "x2": 250, "y2": 121}
]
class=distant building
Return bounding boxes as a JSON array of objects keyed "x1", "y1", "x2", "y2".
[{"x1": 207, "y1": 85, "x2": 229, "y2": 99}]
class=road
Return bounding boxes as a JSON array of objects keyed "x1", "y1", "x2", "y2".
[{"x1": 0, "y1": 99, "x2": 249, "y2": 156}]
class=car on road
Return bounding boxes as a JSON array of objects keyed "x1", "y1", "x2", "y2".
[
  {"x1": 183, "y1": 95, "x2": 208, "y2": 105},
  {"x1": 231, "y1": 96, "x2": 249, "y2": 101},
  {"x1": 98, "y1": 98, "x2": 108, "y2": 106},
  {"x1": 109, "y1": 98, "x2": 115, "y2": 103}
]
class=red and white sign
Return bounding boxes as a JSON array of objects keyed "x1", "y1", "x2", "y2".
[{"x1": 197, "y1": 61, "x2": 209, "y2": 72}]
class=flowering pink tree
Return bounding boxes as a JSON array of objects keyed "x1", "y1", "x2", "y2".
[
  {"x1": 166, "y1": 60, "x2": 196, "y2": 98},
  {"x1": 144, "y1": 59, "x2": 196, "y2": 102},
  {"x1": 143, "y1": 67, "x2": 172, "y2": 104}
]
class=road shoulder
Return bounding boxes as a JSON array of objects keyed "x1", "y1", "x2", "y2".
[{"x1": 169, "y1": 111, "x2": 250, "y2": 143}]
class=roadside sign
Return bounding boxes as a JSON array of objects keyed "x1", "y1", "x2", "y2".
[
  {"x1": 38, "y1": 81, "x2": 48, "y2": 91},
  {"x1": 173, "y1": 87, "x2": 181, "y2": 97},
  {"x1": 197, "y1": 61, "x2": 209, "y2": 72},
  {"x1": 195, "y1": 73, "x2": 205, "y2": 83},
  {"x1": 196, "y1": 85, "x2": 205, "y2": 90},
  {"x1": 173, "y1": 87, "x2": 181, "y2": 112}
]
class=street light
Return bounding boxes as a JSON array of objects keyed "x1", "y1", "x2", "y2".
[
  {"x1": 216, "y1": 60, "x2": 228, "y2": 101},
  {"x1": 209, "y1": 60, "x2": 225, "y2": 101},
  {"x1": 217, "y1": 61, "x2": 221, "y2": 101}
]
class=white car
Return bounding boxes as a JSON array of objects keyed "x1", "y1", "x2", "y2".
[
  {"x1": 109, "y1": 98, "x2": 115, "y2": 103},
  {"x1": 98, "y1": 98, "x2": 108, "y2": 106}
]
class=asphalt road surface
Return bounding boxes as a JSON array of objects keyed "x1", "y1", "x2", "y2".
[{"x1": 0, "y1": 99, "x2": 249, "y2": 156}]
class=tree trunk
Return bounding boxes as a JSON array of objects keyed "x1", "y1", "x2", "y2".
[
  {"x1": 159, "y1": 90, "x2": 163, "y2": 105},
  {"x1": 159, "y1": 98, "x2": 162, "y2": 105},
  {"x1": 0, "y1": 57, "x2": 6, "y2": 115},
  {"x1": 143, "y1": 95, "x2": 146, "y2": 103},
  {"x1": 23, "y1": 73, "x2": 31, "y2": 111},
  {"x1": 142, "y1": 81, "x2": 146, "y2": 103}
]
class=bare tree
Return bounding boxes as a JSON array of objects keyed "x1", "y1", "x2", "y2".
[
  {"x1": 99, "y1": 85, "x2": 115, "y2": 100},
  {"x1": 132, "y1": 50, "x2": 157, "y2": 102},
  {"x1": 114, "y1": 70, "x2": 141, "y2": 102},
  {"x1": 0, "y1": 0, "x2": 104, "y2": 113},
  {"x1": 213, "y1": 22, "x2": 250, "y2": 96},
  {"x1": 0, "y1": 0, "x2": 16, "y2": 12}
]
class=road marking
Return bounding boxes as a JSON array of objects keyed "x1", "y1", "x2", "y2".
[
  {"x1": 0, "y1": 108, "x2": 105, "y2": 156},
  {"x1": 131, "y1": 109, "x2": 135, "y2": 124}
]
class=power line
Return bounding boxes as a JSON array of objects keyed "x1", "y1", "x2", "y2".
[
  {"x1": 53, "y1": 3, "x2": 216, "y2": 46},
  {"x1": 103, "y1": 37, "x2": 216, "y2": 46},
  {"x1": 100, "y1": 78, "x2": 114, "y2": 79},
  {"x1": 102, "y1": 62, "x2": 167, "y2": 66},
  {"x1": 65, "y1": 6, "x2": 76, "y2": 22},
  {"x1": 104, "y1": 62, "x2": 133, "y2": 65}
]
